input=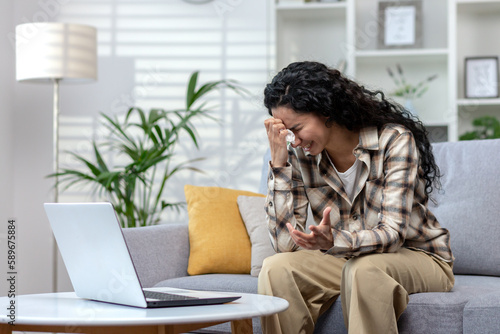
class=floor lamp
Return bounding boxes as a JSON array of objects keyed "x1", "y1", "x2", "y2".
[{"x1": 15, "y1": 22, "x2": 97, "y2": 292}]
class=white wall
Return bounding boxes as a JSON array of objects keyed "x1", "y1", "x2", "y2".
[
  {"x1": 9, "y1": 0, "x2": 59, "y2": 294},
  {"x1": 2, "y1": 0, "x2": 272, "y2": 294},
  {"x1": 0, "y1": 0, "x2": 15, "y2": 218},
  {"x1": 0, "y1": 0, "x2": 15, "y2": 298}
]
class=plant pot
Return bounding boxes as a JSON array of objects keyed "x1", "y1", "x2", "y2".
[{"x1": 404, "y1": 98, "x2": 417, "y2": 116}]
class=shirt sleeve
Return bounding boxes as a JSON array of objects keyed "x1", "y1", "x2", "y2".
[
  {"x1": 265, "y1": 150, "x2": 309, "y2": 253},
  {"x1": 327, "y1": 131, "x2": 418, "y2": 257}
]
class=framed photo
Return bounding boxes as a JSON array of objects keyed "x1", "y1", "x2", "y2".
[
  {"x1": 465, "y1": 57, "x2": 499, "y2": 99},
  {"x1": 378, "y1": 1, "x2": 422, "y2": 49}
]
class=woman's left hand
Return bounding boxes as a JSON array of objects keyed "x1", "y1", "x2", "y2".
[{"x1": 286, "y1": 207, "x2": 334, "y2": 251}]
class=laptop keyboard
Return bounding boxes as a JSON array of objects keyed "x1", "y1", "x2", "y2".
[{"x1": 144, "y1": 290, "x2": 198, "y2": 301}]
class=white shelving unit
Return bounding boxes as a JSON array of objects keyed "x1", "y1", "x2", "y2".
[
  {"x1": 274, "y1": 0, "x2": 500, "y2": 142},
  {"x1": 455, "y1": 0, "x2": 500, "y2": 139},
  {"x1": 457, "y1": 98, "x2": 500, "y2": 106},
  {"x1": 355, "y1": 48, "x2": 449, "y2": 59},
  {"x1": 275, "y1": 1, "x2": 355, "y2": 77}
]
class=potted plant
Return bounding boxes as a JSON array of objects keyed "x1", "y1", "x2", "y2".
[
  {"x1": 386, "y1": 64, "x2": 438, "y2": 115},
  {"x1": 50, "y1": 71, "x2": 246, "y2": 228},
  {"x1": 459, "y1": 115, "x2": 500, "y2": 141}
]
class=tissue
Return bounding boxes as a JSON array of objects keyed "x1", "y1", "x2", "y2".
[{"x1": 286, "y1": 129, "x2": 295, "y2": 144}]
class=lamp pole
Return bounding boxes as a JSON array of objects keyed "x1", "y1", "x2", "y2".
[
  {"x1": 52, "y1": 78, "x2": 61, "y2": 292},
  {"x1": 15, "y1": 22, "x2": 97, "y2": 294},
  {"x1": 53, "y1": 78, "x2": 60, "y2": 202}
]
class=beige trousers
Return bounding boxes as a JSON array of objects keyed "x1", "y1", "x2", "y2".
[{"x1": 258, "y1": 248, "x2": 454, "y2": 334}]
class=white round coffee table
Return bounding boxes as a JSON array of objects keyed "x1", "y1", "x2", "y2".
[{"x1": 0, "y1": 291, "x2": 288, "y2": 334}]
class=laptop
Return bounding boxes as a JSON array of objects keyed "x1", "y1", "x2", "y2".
[{"x1": 44, "y1": 202, "x2": 241, "y2": 308}]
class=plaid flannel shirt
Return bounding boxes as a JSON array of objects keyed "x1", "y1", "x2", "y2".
[{"x1": 265, "y1": 124, "x2": 453, "y2": 263}]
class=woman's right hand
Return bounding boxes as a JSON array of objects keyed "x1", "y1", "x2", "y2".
[{"x1": 264, "y1": 118, "x2": 289, "y2": 167}]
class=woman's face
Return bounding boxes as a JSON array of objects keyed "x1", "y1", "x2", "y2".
[{"x1": 271, "y1": 105, "x2": 331, "y2": 156}]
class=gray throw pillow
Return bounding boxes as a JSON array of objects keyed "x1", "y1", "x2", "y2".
[{"x1": 237, "y1": 196, "x2": 276, "y2": 276}]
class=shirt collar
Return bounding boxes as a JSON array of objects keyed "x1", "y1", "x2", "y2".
[{"x1": 357, "y1": 126, "x2": 379, "y2": 151}]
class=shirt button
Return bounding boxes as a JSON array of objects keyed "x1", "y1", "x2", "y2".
[{"x1": 353, "y1": 215, "x2": 359, "y2": 220}]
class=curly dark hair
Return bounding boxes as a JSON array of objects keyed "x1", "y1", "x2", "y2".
[{"x1": 264, "y1": 61, "x2": 441, "y2": 196}]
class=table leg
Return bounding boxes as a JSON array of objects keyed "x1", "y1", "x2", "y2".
[{"x1": 231, "y1": 318, "x2": 253, "y2": 334}]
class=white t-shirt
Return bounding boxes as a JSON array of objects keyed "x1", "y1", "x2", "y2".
[{"x1": 327, "y1": 155, "x2": 362, "y2": 203}]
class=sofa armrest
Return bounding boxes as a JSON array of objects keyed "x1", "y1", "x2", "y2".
[{"x1": 122, "y1": 224, "x2": 189, "y2": 288}]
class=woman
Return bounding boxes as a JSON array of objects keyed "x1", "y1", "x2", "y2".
[{"x1": 260, "y1": 61, "x2": 454, "y2": 334}]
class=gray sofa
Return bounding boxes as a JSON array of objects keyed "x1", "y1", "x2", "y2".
[{"x1": 123, "y1": 138, "x2": 500, "y2": 334}]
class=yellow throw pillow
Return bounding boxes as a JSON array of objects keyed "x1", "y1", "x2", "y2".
[{"x1": 184, "y1": 185, "x2": 265, "y2": 275}]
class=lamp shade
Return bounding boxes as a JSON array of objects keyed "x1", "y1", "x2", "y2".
[{"x1": 16, "y1": 22, "x2": 97, "y2": 83}]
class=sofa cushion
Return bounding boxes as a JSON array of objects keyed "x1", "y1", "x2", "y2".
[
  {"x1": 429, "y1": 139, "x2": 500, "y2": 276},
  {"x1": 123, "y1": 224, "x2": 189, "y2": 288},
  {"x1": 454, "y1": 274, "x2": 500, "y2": 288},
  {"x1": 184, "y1": 185, "x2": 264, "y2": 275},
  {"x1": 455, "y1": 275, "x2": 500, "y2": 334},
  {"x1": 463, "y1": 290, "x2": 500, "y2": 334},
  {"x1": 314, "y1": 300, "x2": 347, "y2": 334},
  {"x1": 398, "y1": 276, "x2": 500, "y2": 334},
  {"x1": 237, "y1": 196, "x2": 276, "y2": 277},
  {"x1": 154, "y1": 274, "x2": 259, "y2": 294},
  {"x1": 397, "y1": 286, "x2": 470, "y2": 334}
]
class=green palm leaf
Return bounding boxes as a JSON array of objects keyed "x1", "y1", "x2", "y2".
[{"x1": 49, "y1": 70, "x2": 246, "y2": 227}]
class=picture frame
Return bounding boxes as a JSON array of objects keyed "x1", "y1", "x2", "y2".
[
  {"x1": 378, "y1": 1, "x2": 422, "y2": 49},
  {"x1": 465, "y1": 57, "x2": 499, "y2": 99}
]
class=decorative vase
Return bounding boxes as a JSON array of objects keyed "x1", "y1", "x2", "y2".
[{"x1": 404, "y1": 98, "x2": 417, "y2": 116}]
